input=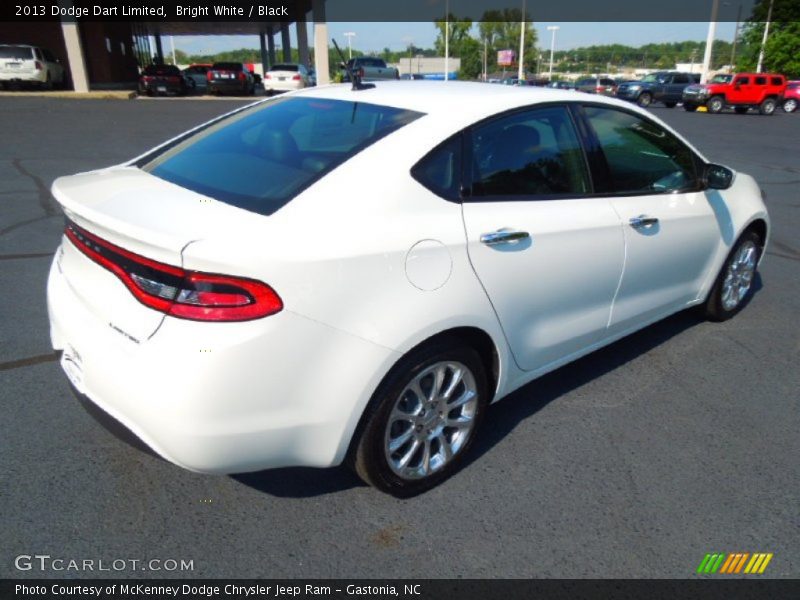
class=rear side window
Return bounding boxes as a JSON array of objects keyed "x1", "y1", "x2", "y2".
[
  {"x1": 0, "y1": 46, "x2": 33, "y2": 59},
  {"x1": 755, "y1": 76, "x2": 767, "y2": 85},
  {"x1": 771, "y1": 77, "x2": 783, "y2": 86},
  {"x1": 412, "y1": 135, "x2": 462, "y2": 202},
  {"x1": 584, "y1": 106, "x2": 698, "y2": 194},
  {"x1": 735, "y1": 76, "x2": 750, "y2": 85},
  {"x1": 673, "y1": 74, "x2": 689, "y2": 84},
  {"x1": 469, "y1": 105, "x2": 590, "y2": 198},
  {"x1": 143, "y1": 97, "x2": 422, "y2": 216}
]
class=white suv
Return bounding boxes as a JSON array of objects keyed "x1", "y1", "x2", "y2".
[{"x1": 0, "y1": 44, "x2": 65, "y2": 89}]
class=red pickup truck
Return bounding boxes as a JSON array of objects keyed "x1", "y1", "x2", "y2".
[{"x1": 682, "y1": 72, "x2": 787, "y2": 115}]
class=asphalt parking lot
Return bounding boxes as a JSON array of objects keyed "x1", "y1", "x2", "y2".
[{"x1": 1, "y1": 95, "x2": 798, "y2": 579}]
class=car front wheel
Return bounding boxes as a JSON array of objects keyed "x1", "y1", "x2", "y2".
[
  {"x1": 351, "y1": 341, "x2": 488, "y2": 497},
  {"x1": 705, "y1": 231, "x2": 762, "y2": 321},
  {"x1": 707, "y1": 96, "x2": 724, "y2": 113},
  {"x1": 636, "y1": 92, "x2": 652, "y2": 107}
]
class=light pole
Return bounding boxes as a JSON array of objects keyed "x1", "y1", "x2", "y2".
[
  {"x1": 547, "y1": 26, "x2": 559, "y2": 81},
  {"x1": 725, "y1": 2, "x2": 743, "y2": 71},
  {"x1": 700, "y1": 0, "x2": 719, "y2": 84},
  {"x1": 444, "y1": 0, "x2": 449, "y2": 81},
  {"x1": 518, "y1": 0, "x2": 526, "y2": 81},
  {"x1": 756, "y1": 0, "x2": 774, "y2": 73},
  {"x1": 343, "y1": 31, "x2": 355, "y2": 60}
]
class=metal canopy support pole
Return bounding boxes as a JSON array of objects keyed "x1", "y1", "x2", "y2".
[
  {"x1": 296, "y1": 13, "x2": 310, "y2": 68},
  {"x1": 259, "y1": 30, "x2": 269, "y2": 75},
  {"x1": 154, "y1": 32, "x2": 164, "y2": 64},
  {"x1": 280, "y1": 22, "x2": 291, "y2": 62},
  {"x1": 267, "y1": 26, "x2": 276, "y2": 66},
  {"x1": 58, "y1": 1, "x2": 89, "y2": 92},
  {"x1": 312, "y1": 0, "x2": 330, "y2": 85}
]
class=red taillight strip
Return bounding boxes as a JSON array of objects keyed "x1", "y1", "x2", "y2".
[{"x1": 64, "y1": 221, "x2": 282, "y2": 322}]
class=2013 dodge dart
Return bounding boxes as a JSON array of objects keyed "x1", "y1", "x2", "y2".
[{"x1": 47, "y1": 82, "x2": 769, "y2": 496}]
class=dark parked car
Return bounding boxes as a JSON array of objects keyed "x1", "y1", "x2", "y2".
[
  {"x1": 547, "y1": 80, "x2": 575, "y2": 90},
  {"x1": 574, "y1": 77, "x2": 617, "y2": 96},
  {"x1": 616, "y1": 71, "x2": 700, "y2": 108},
  {"x1": 207, "y1": 62, "x2": 255, "y2": 96},
  {"x1": 182, "y1": 64, "x2": 211, "y2": 91},
  {"x1": 138, "y1": 64, "x2": 188, "y2": 96}
]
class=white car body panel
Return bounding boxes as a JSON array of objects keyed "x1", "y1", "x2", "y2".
[{"x1": 46, "y1": 82, "x2": 769, "y2": 474}]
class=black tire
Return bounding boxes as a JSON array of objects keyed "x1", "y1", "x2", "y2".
[
  {"x1": 351, "y1": 340, "x2": 489, "y2": 497},
  {"x1": 636, "y1": 92, "x2": 652, "y2": 108},
  {"x1": 704, "y1": 231, "x2": 762, "y2": 322},
  {"x1": 707, "y1": 96, "x2": 724, "y2": 113},
  {"x1": 664, "y1": 101, "x2": 677, "y2": 108},
  {"x1": 734, "y1": 106, "x2": 749, "y2": 114},
  {"x1": 684, "y1": 104, "x2": 697, "y2": 112},
  {"x1": 759, "y1": 97, "x2": 776, "y2": 115},
  {"x1": 783, "y1": 98, "x2": 798, "y2": 113}
]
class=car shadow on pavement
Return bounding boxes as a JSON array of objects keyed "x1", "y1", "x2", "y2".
[{"x1": 231, "y1": 277, "x2": 763, "y2": 499}]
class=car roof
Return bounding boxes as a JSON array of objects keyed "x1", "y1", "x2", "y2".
[{"x1": 294, "y1": 81, "x2": 625, "y2": 120}]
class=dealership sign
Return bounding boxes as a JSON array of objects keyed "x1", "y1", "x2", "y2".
[{"x1": 497, "y1": 50, "x2": 515, "y2": 66}]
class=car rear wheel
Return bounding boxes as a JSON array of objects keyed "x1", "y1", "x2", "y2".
[
  {"x1": 759, "y1": 98, "x2": 777, "y2": 115},
  {"x1": 707, "y1": 96, "x2": 724, "y2": 113},
  {"x1": 783, "y1": 98, "x2": 798, "y2": 113},
  {"x1": 684, "y1": 104, "x2": 697, "y2": 112},
  {"x1": 636, "y1": 92, "x2": 652, "y2": 108},
  {"x1": 351, "y1": 341, "x2": 488, "y2": 497},
  {"x1": 705, "y1": 231, "x2": 762, "y2": 321}
]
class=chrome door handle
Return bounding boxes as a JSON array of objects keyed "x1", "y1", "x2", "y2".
[
  {"x1": 480, "y1": 229, "x2": 530, "y2": 246},
  {"x1": 629, "y1": 215, "x2": 659, "y2": 228}
]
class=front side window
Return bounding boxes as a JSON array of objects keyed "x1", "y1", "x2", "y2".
[
  {"x1": 469, "y1": 105, "x2": 590, "y2": 198},
  {"x1": 143, "y1": 97, "x2": 422, "y2": 216},
  {"x1": 583, "y1": 106, "x2": 699, "y2": 194}
]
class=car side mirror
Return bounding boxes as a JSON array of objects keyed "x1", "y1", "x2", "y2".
[{"x1": 704, "y1": 163, "x2": 734, "y2": 190}]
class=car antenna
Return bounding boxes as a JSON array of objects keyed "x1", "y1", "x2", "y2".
[{"x1": 332, "y1": 39, "x2": 375, "y2": 91}]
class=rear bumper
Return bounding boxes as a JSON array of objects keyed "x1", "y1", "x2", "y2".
[
  {"x1": 208, "y1": 80, "x2": 249, "y2": 93},
  {"x1": 265, "y1": 80, "x2": 303, "y2": 92},
  {"x1": 47, "y1": 253, "x2": 399, "y2": 474},
  {"x1": 0, "y1": 71, "x2": 46, "y2": 84}
]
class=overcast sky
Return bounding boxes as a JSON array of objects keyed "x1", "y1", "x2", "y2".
[{"x1": 173, "y1": 22, "x2": 739, "y2": 56}]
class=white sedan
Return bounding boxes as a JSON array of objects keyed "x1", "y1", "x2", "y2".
[
  {"x1": 47, "y1": 82, "x2": 769, "y2": 496},
  {"x1": 263, "y1": 63, "x2": 311, "y2": 95}
]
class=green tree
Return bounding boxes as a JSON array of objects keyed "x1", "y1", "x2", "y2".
[
  {"x1": 478, "y1": 9, "x2": 538, "y2": 76},
  {"x1": 433, "y1": 15, "x2": 483, "y2": 79},
  {"x1": 737, "y1": 0, "x2": 800, "y2": 76}
]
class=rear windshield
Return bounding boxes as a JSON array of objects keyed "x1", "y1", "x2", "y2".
[
  {"x1": 212, "y1": 62, "x2": 243, "y2": 71},
  {"x1": 143, "y1": 65, "x2": 181, "y2": 76},
  {"x1": 0, "y1": 46, "x2": 33, "y2": 60},
  {"x1": 142, "y1": 97, "x2": 423, "y2": 216},
  {"x1": 271, "y1": 64, "x2": 298, "y2": 72}
]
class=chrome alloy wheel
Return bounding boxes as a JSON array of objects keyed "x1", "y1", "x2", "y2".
[
  {"x1": 783, "y1": 98, "x2": 797, "y2": 113},
  {"x1": 721, "y1": 240, "x2": 758, "y2": 311},
  {"x1": 384, "y1": 361, "x2": 478, "y2": 480}
]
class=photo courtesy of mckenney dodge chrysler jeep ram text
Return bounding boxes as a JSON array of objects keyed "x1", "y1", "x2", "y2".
[{"x1": 47, "y1": 82, "x2": 769, "y2": 496}]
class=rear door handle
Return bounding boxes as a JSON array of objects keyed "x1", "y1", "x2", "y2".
[
  {"x1": 629, "y1": 215, "x2": 659, "y2": 228},
  {"x1": 480, "y1": 229, "x2": 530, "y2": 246}
]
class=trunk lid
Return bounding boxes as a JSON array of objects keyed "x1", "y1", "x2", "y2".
[{"x1": 52, "y1": 166, "x2": 267, "y2": 342}]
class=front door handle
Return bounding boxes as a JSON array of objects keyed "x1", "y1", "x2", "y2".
[
  {"x1": 629, "y1": 215, "x2": 659, "y2": 229},
  {"x1": 480, "y1": 229, "x2": 530, "y2": 246}
]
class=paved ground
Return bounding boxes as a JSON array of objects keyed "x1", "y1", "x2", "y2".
[{"x1": 1, "y1": 96, "x2": 798, "y2": 579}]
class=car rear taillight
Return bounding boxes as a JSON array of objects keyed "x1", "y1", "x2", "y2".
[
  {"x1": 292, "y1": 74, "x2": 301, "y2": 81},
  {"x1": 34, "y1": 60, "x2": 44, "y2": 70},
  {"x1": 238, "y1": 71, "x2": 246, "y2": 81},
  {"x1": 142, "y1": 76, "x2": 153, "y2": 82},
  {"x1": 64, "y1": 221, "x2": 282, "y2": 322},
  {"x1": 207, "y1": 71, "x2": 214, "y2": 80},
  {"x1": 264, "y1": 73, "x2": 272, "y2": 79},
  {"x1": 595, "y1": 85, "x2": 604, "y2": 92}
]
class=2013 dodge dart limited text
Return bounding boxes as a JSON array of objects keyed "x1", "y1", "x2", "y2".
[{"x1": 47, "y1": 82, "x2": 769, "y2": 496}]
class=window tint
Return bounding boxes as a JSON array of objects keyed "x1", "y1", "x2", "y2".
[
  {"x1": 271, "y1": 64, "x2": 298, "y2": 71},
  {"x1": 42, "y1": 49, "x2": 55, "y2": 62},
  {"x1": 144, "y1": 97, "x2": 422, "y2": 216},
  {"x1": 770, "y1": 77, "x2": 782, "y2": 86},
  {"x1": 735, "y1": 76, "x2": 750, "y2": 85},
  {"x1": 0, "y1": 46, "x2": 33, "y2": 59},
  {"x1": 411, "y1": 135, "x2": 462, "y2": 201},
  {"x1": 584, "y1": 106, "x2": 698, "y2": 194},
  {"x1": 755, "y1": 76, "x2": 767, "y2": 85},
  {"x1": 673, "y1": 74, "x2": 689, "y2": 84},
  {"x1": 213, "y1": 62, "x2": 243, "y2": 71},
  {"x1": 469, "y1": 105, "x2": 590, "y2": 198}
]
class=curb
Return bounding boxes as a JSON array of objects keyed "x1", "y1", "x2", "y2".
[{"x1": 0, "y1": 90, "x2": 136, "y2": 100}]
